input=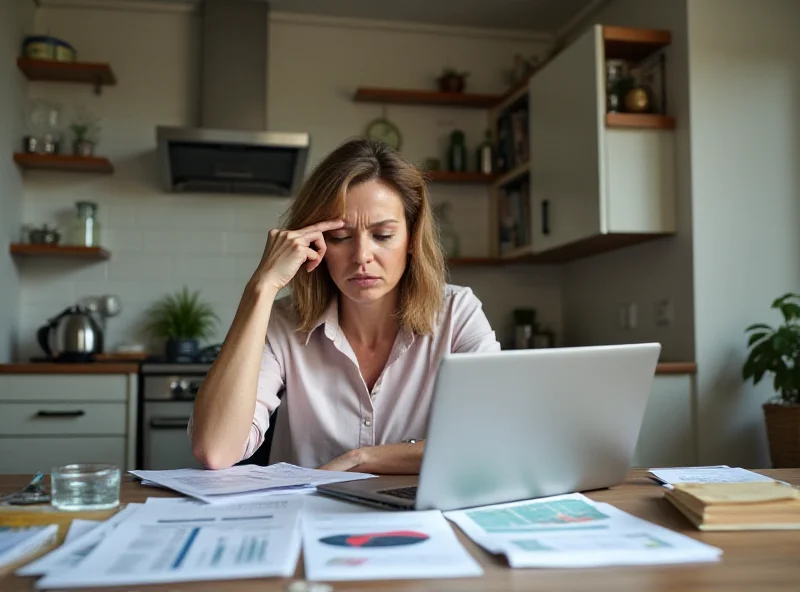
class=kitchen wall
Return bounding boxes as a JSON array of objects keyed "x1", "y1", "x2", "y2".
[
  {"x1": 687, "y1": 0, "x2": 800, "y2": 466},
  {"x1": 17, "y1": 2, "x2": 560, "y2": 360},
  {"x1": 0, "y1": 0, "x2": 35, "y2": 363},
  {"x1": 560, "y1": 0, "x2": 695, "y2": 363}
]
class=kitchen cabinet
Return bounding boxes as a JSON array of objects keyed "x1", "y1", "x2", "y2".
[
  {"x1": 528, "y1": 25, "x2": 676, "y2": 256},
  {"x1": 632, "y1": 374, "x2": 696, "y2": 468},
  {"x1": 0, "y1": 373, "x2": 137, "y2": 474}
]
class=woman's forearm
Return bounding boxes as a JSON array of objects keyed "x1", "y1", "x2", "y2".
[
  {"x1": 321, "y1": 442, "x2": 425, "y2": 474},
  {"x1": 190, "y1": 279, "x2": 279, "y2": 469}
]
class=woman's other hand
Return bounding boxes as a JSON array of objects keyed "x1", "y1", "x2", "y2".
[{"x1": 254, "y1": 219, "x2": 344, "y2": 292}]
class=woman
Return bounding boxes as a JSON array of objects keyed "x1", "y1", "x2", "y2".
[{"x1": 190, "y1": 138, "x2": 500, "y2": 474}]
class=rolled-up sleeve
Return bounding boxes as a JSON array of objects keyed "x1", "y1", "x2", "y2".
[
  {"x1": 240, "y1": 340, "x2": 285, "y2": 461},
  {"x1": 451, "y1": 288, "x2": 502, "y2": 353}
]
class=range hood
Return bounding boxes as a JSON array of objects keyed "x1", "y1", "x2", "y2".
[{"x1": 156, "y1": 0, "x2": 309, "y2": 196}]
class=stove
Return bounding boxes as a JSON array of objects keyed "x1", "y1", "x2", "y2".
[{"x1": 137, "y1": 345, "x2": 221, "y2": 469}]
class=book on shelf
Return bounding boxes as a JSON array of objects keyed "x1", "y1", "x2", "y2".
[
  {"x1": 664, "y1": 481, "x2": 800, "y2": 531},
  {"x1": 497, "y1": 180, "x2": 530, "y2": 255},
  {"x1": 495, "y1": 102, "x2": 529, "y2": 174}
]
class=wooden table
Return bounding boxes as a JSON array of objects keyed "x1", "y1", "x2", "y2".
[{"x1": 2, "y1": 469, "x2": 799, "y2": 591}]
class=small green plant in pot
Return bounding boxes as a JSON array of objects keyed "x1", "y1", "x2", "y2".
[
  {"x1": 146, "y1": 286, "x2": 218, "y2": 362},
  {"x1": 742, "y1": 292, "x2": 800, "y2": 467}
]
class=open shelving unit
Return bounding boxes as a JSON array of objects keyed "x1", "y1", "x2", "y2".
[
  {"x1": 9, "y1": 244, "x2": 111, "y2": 260},
  {"x1": 13, "y1": 153, "x2": 114, "y2": 174},
  {"x1": 17, "y1": 57, "x2": 117, "y2": 95}
]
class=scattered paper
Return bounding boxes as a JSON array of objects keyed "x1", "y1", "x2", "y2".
[
  {"x1": 0, "y1": 525, "x2": 58, "y2": 569},
  {"x1": 36, "y1": 498, "x2": 303, "y2": 589},
  {"x1": 17, "y1": 504, "x2": 143, "y2": 577},
  {"x1": 649, "y1": 466, "x2": 775, "y2": 489},
  {"x1": 445, "y1": 493, "x2": 722, "y2": 568},
  {"x1": 130, "y1": 463, "x2": 375, "y2": 504},
  {"x1": 302, "y1": 510, "x2": 483, "y2": 581},
  {"x1": 63, "y1": 520, "x2": 101, "y2": 544}
]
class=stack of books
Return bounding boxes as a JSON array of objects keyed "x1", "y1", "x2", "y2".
[{"x1": 665, "y1": 481, "x2": 800, "y2": 531}]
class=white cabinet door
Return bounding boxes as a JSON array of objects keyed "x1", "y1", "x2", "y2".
[
  {"x1": 632, "y1": 375, "x2": 696, "y2": 468},
  {"x1": 529, "y1": 26, "x2": 604, "y2": 253},
  {"x1": 0, "y1": 437, "x2": 126, "y2": 474}
]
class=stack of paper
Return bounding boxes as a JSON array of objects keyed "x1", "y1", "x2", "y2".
[
  {"x1": 648, "y1": 465, "x2": 776, "y2": 489},
  {"x1": 302, "y1": 508, "x2": 483, "y2": 581},
  {"x1": 0, "y1": 525, "x2": 58, "y2": 569},
  {"x1": 665, "y1": 481, "x2": 800, "y2": 531},
  {"x1": 130, "y1": 462, "x2": 376, "y2": 504},
  {"x1": 29, "y1": 497, "x2": 303, "y2": 589},
  {"x1": 444, "y1": 493, "x2": 722, "y2": 568}
]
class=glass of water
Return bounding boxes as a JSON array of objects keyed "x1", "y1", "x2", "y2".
[{"x1": 50, "y1": 464, "x2": 121, "y2": 511}]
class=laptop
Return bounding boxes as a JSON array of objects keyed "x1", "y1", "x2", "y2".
[{"x1": 316, "y1": 343, "x2": 661, "y2": 511}]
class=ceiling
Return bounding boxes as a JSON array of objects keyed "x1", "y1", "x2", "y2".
[{"x1": 264, "y1": 0, "x2": 597, "y2": 33}]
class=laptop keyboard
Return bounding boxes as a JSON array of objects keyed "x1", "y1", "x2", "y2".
[{"x1": 377, "y1": 486, "x2": 418, "y2": 501}]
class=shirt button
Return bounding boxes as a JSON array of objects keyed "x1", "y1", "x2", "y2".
[{"x1": 364, "y1": 419, "x2": 372, "y2": 427}]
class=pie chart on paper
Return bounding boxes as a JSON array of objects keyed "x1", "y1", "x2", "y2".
[{"x1": 319, "y1": 530, "x2": 430, "y2": 548}]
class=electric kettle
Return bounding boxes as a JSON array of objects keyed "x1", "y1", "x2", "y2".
[{"x1": 36, "y1": 306, "x2": 104, "y2": 362}]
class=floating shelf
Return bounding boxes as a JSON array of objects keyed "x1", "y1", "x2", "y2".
[
  {"x1": 493, "y1": 161, "x2": 530, "y2": 188},
  {"x1": 606, "y1": 113, "x2": 676, "y2": 130},
  {"x1": 426, "y1": 171, "x2": 499, "y2": 184},
  {"x1": 603, "y1": 26, "x2": 671, "y2": 61},
  {"x1": 17, "y1": 57, "x2": 116, "y2": 94},
  {"x1": 354, "y1": 87, "x2": 501, "y2": 109},
  {"x1": 448, "y1": 256, "x2": 536, "y2": 267},
  {"x1": 14, "y1": 153, "x2": 114, "y2": 174},
  {"x1": 10, "y1": 244, "x2": 111, "y2": 260}
]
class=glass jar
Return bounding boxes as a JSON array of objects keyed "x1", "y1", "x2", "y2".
[
  {"x1": 70, "y1": 201, "x2": 101, "y2": 246},
  {"x1": 448, "y1": 129, "x2": 467, "y2": 172}
]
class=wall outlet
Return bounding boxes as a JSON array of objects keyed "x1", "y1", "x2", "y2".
[
  {"x1": 655, "y1": 300, "x2": 674, "y2": 326},
  {"x1": 618, "y1": 302, "x2": 637, "y2": 329}
]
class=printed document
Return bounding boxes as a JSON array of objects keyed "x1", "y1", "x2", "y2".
[
  {"x1": 445, "y1": 493, "x2": 722, "y2": 568},
  {"x1": 130, "y1": 462, "x2": 375, "y2": 504},
  {"x1": 649, "y1": 466, "x2": 775, "y2": 488},
  {"x1": 36, "y1": 498, "x2": 303, "y2": 589},
  {"x1": 302, "y1": 510, "x2": 483, "y2": 581}
]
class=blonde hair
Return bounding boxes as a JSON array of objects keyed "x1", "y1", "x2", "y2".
[{"x1": 283, "y1": 138, "x2": 446, "y2": 336}]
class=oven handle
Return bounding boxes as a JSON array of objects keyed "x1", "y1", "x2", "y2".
[{"x1": 149, "y1": 417, "x2": 191, "y2": 429}]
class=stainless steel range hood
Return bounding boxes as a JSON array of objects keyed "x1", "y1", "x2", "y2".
[{"x1": 156, "y1": 0, "x2": 309, "y2": 196}]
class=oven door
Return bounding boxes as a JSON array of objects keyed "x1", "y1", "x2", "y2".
[{"x1": 142, "y1": 401, "x2": 204, "y2": 470}]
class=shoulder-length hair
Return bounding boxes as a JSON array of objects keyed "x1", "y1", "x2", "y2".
[{"x1": 282, "y1": 138, "x2": 445, "y2": 336}]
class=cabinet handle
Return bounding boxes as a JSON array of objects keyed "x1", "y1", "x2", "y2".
[
  {"x1": 35, "y1": 410, "x2": 85, "y2": 418},
  {"x1": 150, "y1": 417, "x2": 191, "y2": 429},
  {"x1": 542, "y1": 200, "x2": 550, "y2": 236}
]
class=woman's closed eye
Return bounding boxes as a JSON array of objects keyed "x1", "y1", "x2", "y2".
[{"x1": 374, "y1": 234, "x2": 394, "y2": 242}]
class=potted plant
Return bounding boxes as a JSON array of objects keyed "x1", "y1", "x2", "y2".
[
  {"x1": 70, "y1": 106, "x2": 101, "y2": 157},
  {"x1": 437, "y1": 68, "x2": 469, "y2": 93},
  {"x1": 742, "y1": 292, "x2": 800, "y2": 468},
  {"x1": 145, "y1": 286, "x2": 218, "y2": 362}
]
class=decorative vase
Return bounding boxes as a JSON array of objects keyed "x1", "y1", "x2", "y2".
[
  {"x1": 73, "y1": 140, "x2": 95, "y2": 157},
  {"x1": 438, "y1": 74, "x2": 466, "y2": 93},
  {"x1": 448, "y1": 130, "x2": 467, "y2": 172},
  {"x1": 166, "y1": 338, "x2": 199, "y2": 363},
  {"x1": 624, "y1": 86, "x2": 651, "y2": 113},
  {"x1": 763, "y1": 402, "x2": 800, "y2": 468}
]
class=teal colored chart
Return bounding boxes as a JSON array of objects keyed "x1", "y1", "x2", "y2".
[
  {"x1": 511, "y1": 532, "x2": 674, "y2": 552},
  {"x1": 466, "y1": 499, "x2": 610, "y2": 533}
]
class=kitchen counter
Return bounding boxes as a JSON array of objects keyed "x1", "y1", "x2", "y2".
[
  {"x1": 0, "y1": 363, "x2": 140, "y2": 374},
  {"x1": 656, "y1": 362, "x2": 696, "y2": 374}
]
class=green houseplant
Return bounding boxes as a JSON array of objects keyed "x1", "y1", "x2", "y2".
[
  {"x1": 146, "y1": 286, "x2": 218, "y2": 362},
  {"x1": 743, "y1": 292, "x2": 800, "y2": 467}
]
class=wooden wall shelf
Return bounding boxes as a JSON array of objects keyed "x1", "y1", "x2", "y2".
[
  {"x1": 426, "y1": 171, "x2": 499, "y2": 183},
  {"x1": 606, "y1": 113, "x2": 676, "y2": 130},
  {"x1": 14, "y1": 153, "x2": 114, "y2": 174},
  {"x1": 17, "y1": 58, "x2": 116, "y2": 94},
  {"x1": 603, "y1": 26, "x2": 671, "y2": 61},
  {"x1": 448, "y1": 256, "x2": 537, "y2": 267},
  {"x1": 354, "y1": 87, "x2": 501, "y2": 109},
  {"x1": 10, "y1": 244, "x2": 111, "y2": 260}
]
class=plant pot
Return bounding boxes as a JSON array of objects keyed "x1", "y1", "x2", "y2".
[
  {"x1": 165, "y1": 338, "x2": 199, "y2": 363},
  {"x1": 73, "y1": 140, "x2": 95, "y2": 157},
  {"x1": 762, "y1": 402, "x2": 800, "y2": 468},
  {"x1": 438, "y1": 75, "x2": 465, "y2": 93}
]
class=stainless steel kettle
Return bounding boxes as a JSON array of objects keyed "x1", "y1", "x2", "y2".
[{"x1": 37, "y1": 306, "x2": 104, "y2": 362}]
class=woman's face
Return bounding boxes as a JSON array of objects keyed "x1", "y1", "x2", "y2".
[{"x1": 324, "y1": 179, "x2": 410, "y2": 307}]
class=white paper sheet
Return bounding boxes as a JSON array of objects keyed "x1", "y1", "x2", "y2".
[
  {"x1": 0, "y1": 525, "x2": 58, "y2": 569},
  {"x1": 130, "y1": 463, "x2": 375, "y2": 504},
  {"x1": 17, "y1": 504, "x2": 143, "y2": 577},
  {"x1": 63, "y1": 520, "x2": 101, "y2": 544},
  {"x1": 649, "y1": 466, "x2": 775, "y2": 488},
  {"x1": 36, "y1": 498, "x2": 303, "y2": 589},
  {"x1": 302, "y1": 510, "x2": 483, "y2": 581},
  {"x1": 445, "y1": 494, "x2": 722, "y2": 568}
]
